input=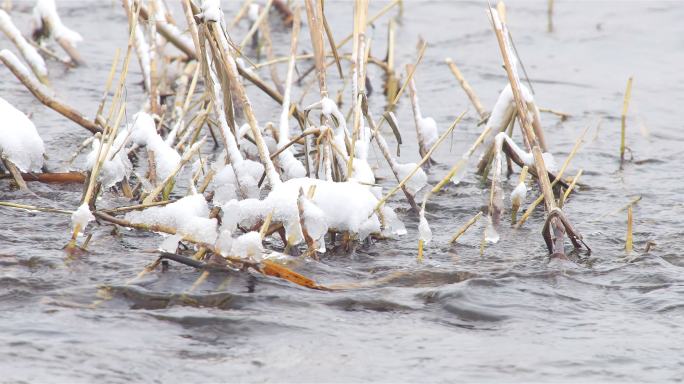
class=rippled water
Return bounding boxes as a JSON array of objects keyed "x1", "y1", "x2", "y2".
[{"x1": 1, "y1": 1, "x2": 683, "y2": 382}]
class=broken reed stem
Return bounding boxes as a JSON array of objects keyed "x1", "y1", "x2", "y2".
[
  {"x1": 0, "y1": 51, "x2": 103, "y2": 134},
  {"x1": 373, "y1": 110, "x2": 466, "y2": 214},
  {"x1": 625, "y1": 205, "x2": 633, "y2": 253},
  {"x1": 547, "y1": 0, "x2": 554, "y2": 33},
  {"x1": 449, "y1": 211, "x2": 483, "y2": 243},
  {"x1": 489, "y1": 6, "x2": 577, "y2": 256},
  {"x1": 620, "y1": 76, "x2": 633, "y2": 165},
  {"x1": 559, "y1": 169, "x2": 582, "y2": 206},
  {"x1": 515, "y1": 125, "x2": 588, "y2": 227},
  {"x1": 363, "y1": 100, "x2": 420, "y2": 214},
  {"x1": 445, "y1": 58, "x2": 487, "y2": 119}
]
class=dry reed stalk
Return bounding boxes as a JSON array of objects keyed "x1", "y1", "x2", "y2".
[
  {"x1": 560, "y1": 169, "x2": 582, "y2": 203},
  {"x1": 135, "y1": 0, "x2": 196, "y2": 59},
  {"x1": 206, "y1": 22, "x2": 281, "y2": 187},
  {"x1": 229, "y1": 0, "x2": 255, "y2": 29},
  {"x1": 320, "y1": 0, "x2": 344, "y2": 79},
  {"x1": 406, "y1": 73, "x2": 433, "y2": 155},
  {"x1": 95, "y1": 48, "x2": 121, "y2": 121},
  {"x1": 489, "y1": 6, "x2": 586, "y2": 256},
  {"x1": 445, "y1": 58, "x2": 487, "y2": 119},
  {"x1": 239, "y1": 0, "x2": 273, "y2": 50},
  {"x1": 373, "y1": 110, "x2": 466, "y2": 214},
  {"x1": 620, "y1": 76, "x2": 633, "y2": 166},
  {"x1": 362, "y1": 98, "x2": 420, "y2": 214},
  {"x1": 1, "y1": 157, "x2": 29, "y2": 191},
  {"x1": 384, "y1": 19, "x2": 398, "y2": 103},
  {"x1": 450, "y1": 211, "x2": 483, "y2": 244},
  {"x1": 0, "y1": 201, "x2": 71, "y2": 214},
  {"x1": 625, "y1": 205, "x2": 633, "y2": 253},
  {"x1": 0, "y1": 171, "x2": 86, "y2": 183},
  {"x1": 547, "y1": 0, "x2": 554, "y2": 33},
  {"x1": 258, "y1": 11, "x2": 284, "y2": 94},
  {"x1": 0, "y1": 51, "x2": 103, "y2": 134}
]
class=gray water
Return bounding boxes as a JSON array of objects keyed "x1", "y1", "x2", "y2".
[{"x1": 1, "y1": 1, "x2": 683, "y2": 382}]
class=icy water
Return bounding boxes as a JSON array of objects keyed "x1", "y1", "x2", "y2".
[{"x1": 2, "y1": 1, "x2": 684, "y2": 382}]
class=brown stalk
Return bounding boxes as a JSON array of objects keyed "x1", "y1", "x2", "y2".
[
  {"x1": 489, "y1": 7, "x2": 586, "y2": 256},
  {"x1": 0, "y1": 51, "x2": 102, "y2": 134}
]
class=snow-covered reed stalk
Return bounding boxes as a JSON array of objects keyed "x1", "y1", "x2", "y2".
[
  {"x1": 134, "y1": 0, "x2": 196, "y2": 60},
  {"x1": 347, "y1": 0, "x2": 370, "y2": 177},
  {"x1": 445, "y1": 58, "x2": 487, "y2": 119},
  {"x1": 304, "y1": 0, "x2": 337, "y2": 180},
  {"x1": 490, "y1": 6, "x2": 586, "y2": 256},
  {"x1": 32, "y1": 0, "x2": 84, "y2": 65},
  {"x1": 363, "y1": 102, "x2": 422, "y2": 214},
  {"x1": 406, "y1": 64, "x2": 438, "y2": 161},
  {"x1": 0, "y1": 10, "x2": 48, "y2": 84},
  {"x1": 203, "y1": 2, "x2": 280, "y2": 188},
  {"x1": 0, "y1": 49, "x2": 102, "y2": 134}
]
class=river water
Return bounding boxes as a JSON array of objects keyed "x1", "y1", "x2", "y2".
[{"x1": 1, "y1": 1, "x2": 683, "y2": 382}]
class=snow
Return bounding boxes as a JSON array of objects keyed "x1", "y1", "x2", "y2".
[
  {"x1": 71, "y1": 203, "x2": 95, "y2": 232},
  {"x1": 418, "y1": 211, "x2": 432, "y2": 244},
  {"x1": 511, "y1": 181, "x2": 527, "y2": 206},
  {"x1": 381, "y1": 206, "x2": 407, "y2": 237},
  {"x1": 85, "y1": 133, "x2": 132, "y2": 188},
  {"x1": 159, "y1": 234, "x2": 182, "y2": 252},
  {"x1": 495, "y1": 132, "x2": 557, "y2": 172},
  {"x1": 33, "y1": 0, "x2": 83, "y2": 46},
  {"x1": 0, "y1": 97, "x2": 45, "y2": 172},
  {"x1": 0, "y1": 10, "x2": 47, "y2": 79},
  {"x1": 417, "y1": 117, "x2": 438, "y2": 150},
  {"x1": 214, "y1": 228, "x2": 233, "y2": 256},
  {"x1": 199, "y1": 0, "x2": 223, "y2": 23},
  {"x1": 125, "y1": 194, "x2": 218, "y2": 244},
  {"x1": 233, "y1": 177, "x2": 389, "y2": 244},
  {"x1": 0, "y1": 48, "x2": 32, "y2": 79},
  {"x1": 299, "y1": 193, "x2": 328, "y2": 242},
  {"x1": 247, "y1": 3, "x2": 260, "y2": 23},
  {"x1": 231, "y1": 231, "x2": 263, "y2": 258},
  {"x1": 395, "y1": 162, "x2": 428, "y2": 195},
  {"x1": 129, "y1": 112, "x2": 181, "y2": 182}
]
